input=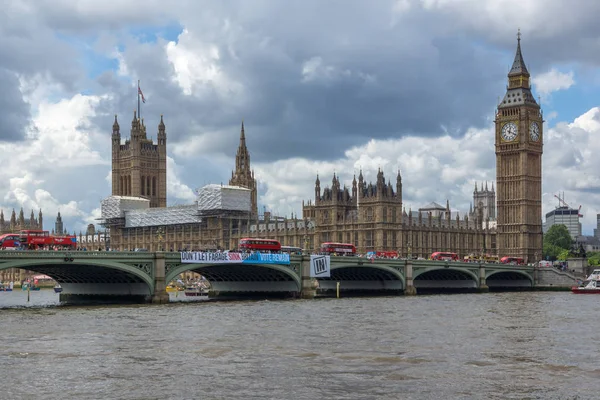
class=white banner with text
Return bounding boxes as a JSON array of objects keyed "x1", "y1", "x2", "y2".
[
  {"x1": 310, "y1": 255, "x2": 331, "y2": 278},
  {"x1": 180, "y1": 251, "x2": 290, "y2": 265}
]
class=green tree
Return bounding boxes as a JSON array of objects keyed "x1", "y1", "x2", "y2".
[
  {"x1": 543, "y1": 242, "x2": 564, "y2": 260},
  {"x1": 557, "y1": 248, "x2": 572, "y2": 261},
  {"x1": 544, "y1": 224, "x2": 573, "y2": 249}
]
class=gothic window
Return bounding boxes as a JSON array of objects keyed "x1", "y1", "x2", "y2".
[
  {"x1": 141, "y1": 176, "x2": 145, "y2": 195},
  {"x1": 383, "y1": 207, "x2": 387, "y2": 223},
  {"x1": 392, "y1": 208, "x2": 397, "y2": 223},
  {"x1": 152, "y1": 177, "x2": 157, "y2": 196},
  {"x1": 383, "y1": 231, "x2": 388, "y2": 248},
  {"x1": 366, "y1": 207, "x2": 374, "y2": 222}
]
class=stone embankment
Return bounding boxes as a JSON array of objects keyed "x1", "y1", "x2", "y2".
[{"x1": 535, "y1": 267, "x2": 579, "y2": 290}]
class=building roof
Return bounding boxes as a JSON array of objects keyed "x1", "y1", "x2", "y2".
[{"x1": 419, "y1": 202, "x2": 445, "y2": 210}]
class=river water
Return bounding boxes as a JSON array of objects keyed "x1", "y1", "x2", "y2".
[{"x1": 0, "y1": 290, "x2": 596, "y2": 399}]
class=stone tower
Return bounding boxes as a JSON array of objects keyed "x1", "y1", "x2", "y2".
[
  {"x1": 111, "y1": 112, "x2": 167, "y2": 208},
  {"x1": 495, "y1": 32, "x2": 543, "y2": 262},
  {"x1": 473, "y1": 181, "x2": 496, "y2": 222},
  {"x1": 55, "y1": 212, "x2": 64, "y2": 235},
  {"x1": 229, "y1": 121, "x2": 258, "y2": 217}
]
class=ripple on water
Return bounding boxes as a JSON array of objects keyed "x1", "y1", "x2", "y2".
[{"x1": 0, "y1": 291, "x2": 599, "y2": 399}]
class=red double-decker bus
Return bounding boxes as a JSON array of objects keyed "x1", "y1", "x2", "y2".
[
  {"x1": 500, "y1": 256, "x2": 525, "y2": 265},
  {"x1": 320, "y1": 242, "x2": 356, "y2": 256},
  {"x1": 19, "y1": 230, "x2": 77, "y2": 249},
  {"x1": 431, "y1": 252, "x2": 459, "y2": 261},
  {"x1": 238, "y1": 238, "x2": 281, "y2": 252},
  {"x1": 0, "y1": 233, "x2": 21, "y2": 249}
]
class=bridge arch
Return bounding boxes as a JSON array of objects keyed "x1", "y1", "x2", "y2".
[
  {"x1": 486, "y1": 270, "x2": 533, "y2": 288},
  {"x1": 317, "y1": 264, "x2": 405, "y2": 292},
  {"x1": 413, "y1": 267, "x2": 479, "y2": 290},
  {"x1": 165, "y1": 263, "x2": 302, "y2": 293},
  {"x1": 0, "y1": 258, "x2": 154, "y2": 294}
]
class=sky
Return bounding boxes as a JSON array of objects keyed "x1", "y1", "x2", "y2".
[{"x1": 2, "y1": 0, "x2": 600, "y2": 235}]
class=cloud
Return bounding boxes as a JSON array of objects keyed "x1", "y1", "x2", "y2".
[{"x1": 533, "y1": 69, "x2": 575, "y2": 97}]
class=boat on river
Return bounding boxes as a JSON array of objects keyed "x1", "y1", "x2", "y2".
[
  {"x1": 184, "y1": 285, "x2": 207, "y2": 297},
  {"x1": 571, "y1": 269, "x2": 600, "y2": 294},
  {"x1": 54, "y1": 284, "x2": 63, "y2": 293}
]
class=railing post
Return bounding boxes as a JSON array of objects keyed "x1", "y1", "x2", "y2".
[
  {"x1": 479, "y1": 262, "x2": 489, "y2": 293},
  {"x1": 152, "y1": 252, "x2": 170, "y2": 304},
  {"x1": 404, "y1": 259, "x2": 417, "y2": 295}
]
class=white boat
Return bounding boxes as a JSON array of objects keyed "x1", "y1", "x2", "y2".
[{"x1": 572, "y1": 269, "x2": 600, "y2": 294}]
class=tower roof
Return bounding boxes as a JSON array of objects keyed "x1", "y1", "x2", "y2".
[
  {"x1": 508, "y1": 30, "x2": 530, "y2": 77},
  {"x1": 498, "y1": 32, "x2": 538, "y2": 109}
]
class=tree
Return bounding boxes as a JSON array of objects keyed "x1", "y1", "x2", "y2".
[{"x1": 544, "y1": 224, "x2": 573, "y2": 249}]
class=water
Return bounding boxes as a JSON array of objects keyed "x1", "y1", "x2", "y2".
[{"x1": 0, "y1": 290, "x2": 597, "y2": 399}]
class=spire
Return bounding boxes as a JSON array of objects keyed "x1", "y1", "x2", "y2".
[
  {"x1": 112, "y1": 115, "x2": 120, "y2": 132},
  {"x1": 491, "y1": 182, "x2": 495, "y2": 192},
  {"x1": 480, "y1": 182, "x2": 483, "y2": 191},
  {"x1": 508, "y1": 29, "x2": 529, "y2": 77},
  {"x1": 397, "y1": 169, "x2": 402, "y2": 182},
  {"x1": 446, "y1": 199, "x2": 450, "y2": 211},
  {"x1": 240, "y1": 120, "x2": 245, "y2": 142},
  {"x1": 485, "y1": 181, "x2": 488, "y2": 191},
  {"x1": 315, "y1": 174, "x2": 320, "y2": 186},
  {"x1": 474, "y1": 181, "x2": 478, "y2": 193},
  {"x1": 158, "y1": 114, "x2": 165, "y2": 130}
]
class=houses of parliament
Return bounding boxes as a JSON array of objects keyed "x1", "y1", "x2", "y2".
[{"x1": 100, "y1": 34, "x2": 543, "y2": 262}]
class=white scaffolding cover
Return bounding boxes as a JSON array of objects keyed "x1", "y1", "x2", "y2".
[
  {"x1": 196, "y1": 184, "x2": 251, "y2": 213},
  {"x1": 125, "y1": 205, "x2": 200, "y2": 228},
  {"x1": 101, "y1": 196, "x2": 150, "y2": 219}
]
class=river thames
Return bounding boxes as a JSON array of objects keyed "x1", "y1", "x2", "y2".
[{"x1": 0, "y1": 291, "x2": 596, "y2": 399}]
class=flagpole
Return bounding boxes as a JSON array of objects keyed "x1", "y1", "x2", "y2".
[{"x1": 137, "y1": 80, "x2": 141, "y2": 120}]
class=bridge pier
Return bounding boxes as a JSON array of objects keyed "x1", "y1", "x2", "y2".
[
  {"x1": 300, "y1": 256, "x2": 316, "y2": 299},
  {"x1": 404, "y1": 260, "x2": 417, "y2": 296},
  {"x1": 152, "y1": 253, "x2": 170, "y2": 304},
  {"x1": 478, "y1": 263, "x2": 489, "y2": 293}
]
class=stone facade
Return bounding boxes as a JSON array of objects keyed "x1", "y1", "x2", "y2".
[
  {"x1": 495, "y1": 34, "x2": 543, "y2": 263},
  {"x1": 0, "y1": 208, "x2": 43, "y2": 234},
  {"x1": 111, "y1": 112, "x2": 167, "y2": 208}
]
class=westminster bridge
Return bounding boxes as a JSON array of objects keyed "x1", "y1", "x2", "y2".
[{"x1": 0, "y1": 251, "x2": 540, "y2": 304}]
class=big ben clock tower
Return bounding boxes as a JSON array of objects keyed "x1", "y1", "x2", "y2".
[{"x1": 495, "y1": 31, "x2": 543, "y2": 263}]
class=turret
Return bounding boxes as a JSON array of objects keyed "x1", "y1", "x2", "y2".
[
  {"x1": 0, "y1": 210, "x2": 4, "y2": 226},
  {"x1": 315, "y1": 174, "x2": 321, "y2": 203},
  {"x1": 112, "y1": 115, "x2": 120, "y2": 147},
  {"x1": 38, "y1": 209, "x2": 43, "y2": 229},
  {"x1": 10, "y1": 209, "x2": 16, "y2": 226},
  {"x1": 29, "y1": 210, "x2": 35, "y2": 226},
  {"x1": 157, "y1": 114, "x2": 166, "y2": 146}
]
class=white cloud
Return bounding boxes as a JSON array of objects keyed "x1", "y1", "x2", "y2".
[
  {"x1": 165, "y1": 29, "x2": 244, "y2": 99},
  {"x1": 533, "y1": 69, "x2": 575, "y2": 97}
]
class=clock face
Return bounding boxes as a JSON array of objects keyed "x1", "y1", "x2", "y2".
[
  {"x1": 529, "y1": 121, "x2": 540, "y2": 141},
  {"x1": 501, "y1": 122, "x2": 518, "y2": 142}
]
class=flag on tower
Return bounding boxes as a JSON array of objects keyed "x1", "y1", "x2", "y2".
[{"x1": 138, "y1": 85, "x2": 146, "y2": 103}]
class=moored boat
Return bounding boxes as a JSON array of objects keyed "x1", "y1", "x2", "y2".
[
  {"x1": 184, "y1": 285, "x2": 207, "y2": 297},
  {"x1": 54, "y1": 284, "x2": 63, "y2": 293},
  {"x1": 572, "y1": 269, "x2": 600, "y2": 294}
]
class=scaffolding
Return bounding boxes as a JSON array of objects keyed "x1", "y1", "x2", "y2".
[
  {"x1": 100, "y1": 196, "x2": 150, "y2": 227},
  {"x1": 125, "y1": 204, "x2": 200, "y2": 228},
  {"x1": 196, "y1": 184, "x2": 252, "y2": 217}
]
